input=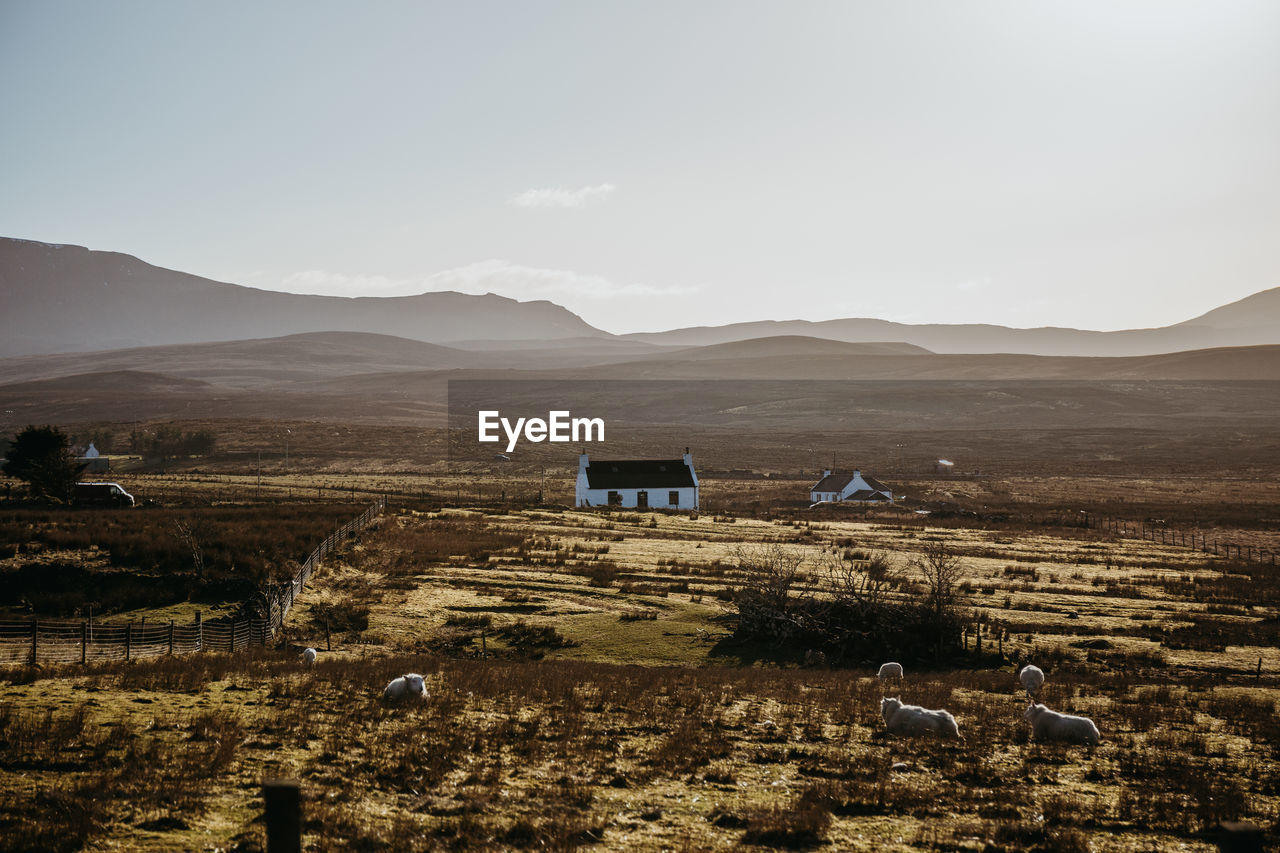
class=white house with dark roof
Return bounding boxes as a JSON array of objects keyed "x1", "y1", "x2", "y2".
[
  {"x1": 576, "y1": 451, "x2": 699, "y2": 510},
  {"x1": 809, "y1": 469, "x2": 894, "y2": 504}
]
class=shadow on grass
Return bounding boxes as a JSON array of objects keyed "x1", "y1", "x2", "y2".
[{"x1": 706, "y1": 634, "x2": 807, "y2": 667}]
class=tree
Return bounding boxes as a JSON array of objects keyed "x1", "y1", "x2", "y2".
[
  {"x1": 733, "y1": 543, "x2": 811, "y2": 643},
  {"x1": 826, "y1": 549, "x2": 901, "y2": 611},
  {"x1": 909, "y1": 540, "x2": 967, "y2": 658},
  {"x1": 735, "y1": 542, "x2": 808, "y2": 614},
  {"x1": 911, "y1": 540, "x2": 964, "y2": 622},
  {"x1": 2, "y1": 425, "x2": 86, "y2": 503}
]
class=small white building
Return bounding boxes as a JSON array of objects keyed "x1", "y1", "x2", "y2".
[
  {"x1": 576, "y1": 451, "x2": 699, "y2": 510},
  {"x1": 809, "y1": 469, "x2": 894, "y2": 504},
  {"x1": 78, "y1": 442, "x2": 110, "y2": 473},
  {"x1": 936, "y1": 459, "x2": 955, "y2": 476}
]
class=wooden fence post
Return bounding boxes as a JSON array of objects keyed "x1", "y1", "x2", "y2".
[
  {"x1": 169, "y1": 620, "x2": 175, "y2": 656},
  {"x1": 126, "y1": 621, "x2": 132, "y2": 661},
  {"x1": 81, "y1": 620, "x2": 87, "y2": 665},
  {"x1": 262, "y1": 779, "x2": 302, "y2": 853},
  {"x1": 30, "y1": 618, "x2": 37, "y2": 665},
  {"x1": 197, "y1": 611, "x2": 203, "y2": 652},
  {"x1": 324, "y1": 620, "x2": 330, "y2": 652}
]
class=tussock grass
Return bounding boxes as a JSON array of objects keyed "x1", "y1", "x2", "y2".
[
  {"x1": 3, "y1": 652, "x2": 1275, "y2": 851},
  {"x1": 2, "y1": 474, "x2": 1278, "y2": 851}
]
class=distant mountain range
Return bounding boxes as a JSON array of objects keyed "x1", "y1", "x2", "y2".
[
  {"x1": 620, "y1": 291, "x2": 1280, "y2": 356},
  {"x1": 2, "y1": 236, "x2": 1279, "y2": 359},
  {"x1": 0, "y1": 238, "x2": 602, "y2": 357}
]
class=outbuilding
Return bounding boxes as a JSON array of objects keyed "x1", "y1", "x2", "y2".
[{"x1": 809, "y1": 469, "x2": 894, "y2": 504}]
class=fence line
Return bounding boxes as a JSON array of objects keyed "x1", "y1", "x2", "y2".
[
  {"x1": 0, "y1": 496, "x2": 386, "y2": 666},
  {"x1": 1088, "y1": 514, "x2": 1276, "y2": 567}
]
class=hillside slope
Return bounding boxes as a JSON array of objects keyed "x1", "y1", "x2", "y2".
[{"x1": 0, "y1": 238, "x2": 604, "y2": 356}]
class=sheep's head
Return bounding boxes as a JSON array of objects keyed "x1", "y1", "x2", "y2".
[
  {"x1": 881, "y1": 697, "x2": 902, "y2": 723},
  {"x1": 405, "y1": 674, "x2": 427, "y2": 695},
  {"x1": 1023, "y1": 703, "x2": 1045, "y2": 722}
]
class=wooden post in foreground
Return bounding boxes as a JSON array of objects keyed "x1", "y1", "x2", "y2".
[{"x1": 262, "y1": 779, "x2": 302, "y2": 853}]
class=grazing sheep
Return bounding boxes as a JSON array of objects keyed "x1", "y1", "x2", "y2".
[
  {"x1": 878, "y1": 662, "x2": 904, "y2": 681},
  {"x1": 383, "y1": 673, "x2": 428, "y2": 702},
  {"x1": 1018, "y1": 664, "x2": 1045, "y2": 697},
  {"x1": 880, "y1": 697, "x2": 962, "y2": 739},
  {"x1": 301, "y1": 647, "x2": 317, "y2": 666},
  {"x1": 1024, "y1": 702, "x2": 1100, "y2": 745}
]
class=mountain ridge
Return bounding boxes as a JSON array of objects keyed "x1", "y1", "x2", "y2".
[
  {"x1": 0, "y1": 238, "x2": 604, "y2": 356},
  {"x1": 3, "y1": 237, "x2": 1278, "y2": 358}
]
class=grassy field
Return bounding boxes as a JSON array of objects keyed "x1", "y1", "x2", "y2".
[{"x1": 1, "y1": 476, "x2": 1277, "y2": 851}]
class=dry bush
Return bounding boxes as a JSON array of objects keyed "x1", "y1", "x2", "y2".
[
  {"x1": 371, "y1": 517, "x2": 527, "y2": 571},
  {"x1": 0, "y1": 504, "x2": 364, "y2": 614}
]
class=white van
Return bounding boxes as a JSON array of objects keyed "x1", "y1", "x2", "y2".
[{"x1": 74, "y1": 482, "x2": 136, "y2": 507}]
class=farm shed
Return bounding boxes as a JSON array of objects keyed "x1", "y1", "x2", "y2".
[
  {"x1": 809, "y1": 469, "x2": 894, "y2": 504},
  {"x1": 576, "y1": 451, "x2": 699, "y2": 510}
]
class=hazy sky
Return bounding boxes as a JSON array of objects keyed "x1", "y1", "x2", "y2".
[{"x1": 3, "y1": 1, "x2": 1278, "y2": 334}]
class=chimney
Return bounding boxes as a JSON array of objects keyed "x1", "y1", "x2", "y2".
[
  {"x1": 579, "y1": 451, "x2": 589, "y2": 468},
  {"x1": 822, "y1": 469, "x2": 831, "y2": 478},
  {"x1": 683, "y1": 447, "x2": 693, "y2": 468}
]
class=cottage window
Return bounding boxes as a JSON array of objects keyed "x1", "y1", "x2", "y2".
[
  {"x1": 637, "y1": 490, "x2": 649, "y2": 509},
  {"x1": 669, "y1": 490, "x2": 679, "y2": 506},
  {"x1": 608, "y1": 491, "x2": 622, "y2": 506}
]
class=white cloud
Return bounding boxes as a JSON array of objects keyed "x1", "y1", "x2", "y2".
[
  {"x1": 257, "y1": 260, "x2": 696, "y2": 303},
  {"x1": 508, "y1": 183, "x2": 616, "y2": 209}
]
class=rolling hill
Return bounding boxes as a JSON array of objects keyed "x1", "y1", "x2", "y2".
[
  {"x1": 0, "y1": 238, "x2": 605, "y2": 356},
  {"x1": 3, "y1": 236, "x2": 1278, "y2": 359},
  {"x1": 619, "y1": 292, "x2": 1280, "y2": 356}
]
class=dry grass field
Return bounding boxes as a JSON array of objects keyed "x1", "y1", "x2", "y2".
[{"x1": 1, "y1": 474, "x2": 1277, "y2": 851}]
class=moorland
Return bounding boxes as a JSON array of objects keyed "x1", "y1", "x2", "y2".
[{"x1": 1, "y1": 238, "x2": 1277, "y2": 850}]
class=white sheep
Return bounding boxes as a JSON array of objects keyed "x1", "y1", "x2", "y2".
[
  {"x1": 301, "y1": 647, "x2": 317, "y2": 666},
  {"x1": 1018, "y1": 664, "x2": 1045, "y2": 698},
  {"x1": 383, "y1": 672, "x2": 428, "y2": 702},
  {"x1": 878, "y1": 662, "x2": 904, "y2": 681},
  {"x1": 880, "y1": 697, "x2": 962, "y2": 739},
  {"x1": 1023, "y1": 702, "x2": 1100, "y2": 745}
]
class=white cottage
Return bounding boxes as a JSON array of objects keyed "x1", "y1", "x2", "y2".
[
  {"x1": 576, "y1": 451, "x2": 699, "y2": 510},
  {"x1": 809, "y1": 469, "x2": 894, "y2": 504}
]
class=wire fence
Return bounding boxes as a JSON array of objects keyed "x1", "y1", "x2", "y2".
[
  {"x1": 1089, "y1": 514, "x2": 1277, "y2": 566},
  {"x1": 0, "y1": 496, "x2": 386, "y2": 666}
]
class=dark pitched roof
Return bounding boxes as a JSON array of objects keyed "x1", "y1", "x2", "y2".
[
  {"x1": 809, "y1": 470, "x2": 894, "y2": 495},
  {"x1": 584, "y1": 458, "x2": 695, "y2": 490},
  {"x1": 861, "y1": 475, "x2": 891, "y2": 494},
  {"x1": 811, "y1": 471, "x2": 855, "y2": 492}
]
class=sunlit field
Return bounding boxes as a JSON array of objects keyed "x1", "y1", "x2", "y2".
[{"x1": 1, "y1": 474, "x2": 1277, "y2": 851}]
